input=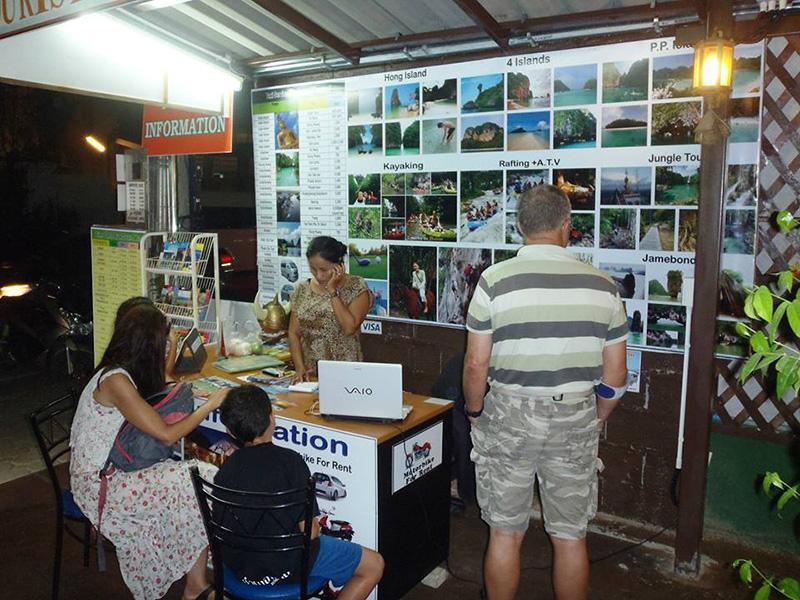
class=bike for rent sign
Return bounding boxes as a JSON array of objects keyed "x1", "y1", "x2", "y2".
[{"x1": 391, "y1": 421, "x2": 443, "y2": 494}]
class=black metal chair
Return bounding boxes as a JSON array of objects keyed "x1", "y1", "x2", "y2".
[
  {"x1": 29, "y1": 392, "x2": 94, "y2": 600},
  {"x1": 190, "y1": 466, "x2": 327, "y2": 600}
]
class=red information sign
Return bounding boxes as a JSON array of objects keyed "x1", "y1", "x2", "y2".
[{"x1": 142, "y1": 100, "x2": 233, "y2": 156}]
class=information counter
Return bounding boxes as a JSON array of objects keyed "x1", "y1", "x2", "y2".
[{"x1": 188, "y1": 352, "x2": 453, "y2": 600}]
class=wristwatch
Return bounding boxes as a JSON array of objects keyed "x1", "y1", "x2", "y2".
[{"x1": 464, "y1": 405, "x2": 483, "y2": 418}]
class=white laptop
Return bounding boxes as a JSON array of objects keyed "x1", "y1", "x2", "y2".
[{"x1": 318, "y1": 360, "x2": 413, "y2": 421}]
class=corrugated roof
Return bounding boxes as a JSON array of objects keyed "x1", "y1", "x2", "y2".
[{"x1": 109, "y1": 0, "x2": 774, "y2": 77}]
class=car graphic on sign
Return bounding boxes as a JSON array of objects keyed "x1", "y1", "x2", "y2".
[{"x1": 313, "y1": 472, "x2": 347, "y2": 501}]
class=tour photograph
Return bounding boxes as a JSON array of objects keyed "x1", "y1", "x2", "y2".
[
  {"x1": 348, "y1": 242, "x2": 388, "y2": 280},
  {"x1": 638, "y1": 209, "x2": 676, "y2": 252},
  {"x1": 422, "y1": 79, "x2": 457, "y2": 116},
  {"x1": 438, "y1": 247, "x2": 492, "y2": 325},
  {"x1": 389, "y1": 245, "x2": 437, "y2": 321},
  {"x1": 460, "y1": 170, "x2": 504, "y2": 244},
  {"x1": 600, "y1": 166, "x2": 652, "y2": 205},
  {"x1": 347, "y1": 88, "x2": 382, "y2": 124},
  {"x1": 553, "y1": 64, "x2": 598, "y2": 107},
  {"x1": 507, "y1": 69, "x2": 551, "y2": 110},
  {"x1": 599, "y1": 262, "x2": 646, "y2": 299},
  {"x1": 602, "y1": 58, "x2": 649, "y2": 103}
]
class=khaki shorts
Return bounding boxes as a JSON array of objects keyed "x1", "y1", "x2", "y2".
[{"x1": 470, "y1": 389, "x2": 599, "y2": 540}]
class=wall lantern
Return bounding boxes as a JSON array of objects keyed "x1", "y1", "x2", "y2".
[{"x1": 692, "y1": 36, "x2": 734, "y2": 92}]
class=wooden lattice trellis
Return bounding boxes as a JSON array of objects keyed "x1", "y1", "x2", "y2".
[{"x1": 713, "y1": 35, "x2": 800, "y2": 435}]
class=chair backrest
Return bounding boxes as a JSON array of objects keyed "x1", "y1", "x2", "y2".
[
  {"x1": 190, "y1": 466, "x2": 317, "y2": 599},
  {"x1": 29, "y1": 391, "x2": 78, "y2": 511}
]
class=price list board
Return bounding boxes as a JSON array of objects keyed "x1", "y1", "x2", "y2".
[
  {"x1": 90, "y1": 227, "x2": 145, "y2": 364},
  {"x1": 251, "y1": 83, "x2": 348, "y2": 300}
]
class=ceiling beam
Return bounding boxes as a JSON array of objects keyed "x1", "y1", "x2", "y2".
[
  {"x1": 248, "y1": 0, "x2": 360, "y2": 64},
  {"x1": 450, "y1": 0, "x2": 510, "y2": 51}
]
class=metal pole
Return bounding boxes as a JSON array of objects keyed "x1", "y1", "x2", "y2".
[{"x1": 674, "y1": 90, "x2": 730, "y2": 574}]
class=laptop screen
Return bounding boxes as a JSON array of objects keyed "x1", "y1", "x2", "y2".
[{"x1": 318, "y1": 361, "x2": 403, "y2": 420}]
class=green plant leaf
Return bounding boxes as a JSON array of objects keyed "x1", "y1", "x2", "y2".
[
  {"x1": 739, "y1": 560, "x2": 753, "y2": 584},
  {"x1": 777, "y1": 210, "x2": 798, "y2": 233},
  {"x1": 787, "y1": 301, "x2": 800, "y2": 338},
  {"x1": 770, "y1": 302, "x2": 789, "y2": 341},
  {"x1": 754, "y1": 286, "x2": 774, "y2": 322},
  {"x1": 745, "y1": 293, "x2": 756, "y2": 320},
  {"x1": 740, "y1": 353, "x2": 763, "y2": 382},
  {"x1": 779, "y1": 270, "x2": 795, "y2": 293},
  {"x1": 779, "y1": 578, "x2": 800, "y2": 600},
  {"x1": 736, "y1": 322, "x2": 752, "y2": 339},
  {"x1": 776, "y1": 355, "x2": 794, "y2": 373},
  {"x1": 763, "y1": 472, "x2": 781, "y2": 495},
  {"x1": 777, "y1": 485, "x2": 799, "y2": 511},
  {"x1": 755, "y1": 581, "x2": 771, "y2": 600},
  {"x1": 750, "y1": 331, "x2": 770, "y2": 354},
  {"x1": 757, "y1": 354, "x2": 780, "y2": 373},
  {"x1": 777, "y1": 369, "x2": 792, "y2": 399}
]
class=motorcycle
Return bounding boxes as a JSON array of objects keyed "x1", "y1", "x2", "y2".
[{"x1": 0, "y1": 261, "x2": 93, "y2": 383}]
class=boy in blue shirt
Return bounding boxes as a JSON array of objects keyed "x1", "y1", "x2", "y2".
[{"x1": 215, "y1": 385, "x2": 383, "y2": 599}]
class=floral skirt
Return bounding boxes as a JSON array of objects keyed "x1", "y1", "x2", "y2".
[{"x1": 73, "y1": 459, "x2": 218, "y2": 600}]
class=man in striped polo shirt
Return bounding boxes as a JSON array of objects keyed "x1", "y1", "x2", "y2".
[{"x1": 464, "y1": 184, "x2": 628, "y2": 600}]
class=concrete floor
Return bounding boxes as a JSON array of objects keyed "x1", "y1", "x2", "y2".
[{"x1": 2, "y1": 369, "x2": 797, "y2": 599}]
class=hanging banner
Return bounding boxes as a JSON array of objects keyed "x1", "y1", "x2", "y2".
[
  {"x1": 142, "y1": 96, "x2": 233, "y2": 156},
  {"x1": 0, "y1": 0, "x2": 133, "y2": 41}
]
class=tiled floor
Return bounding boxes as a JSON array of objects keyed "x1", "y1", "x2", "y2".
[{"x1": 0, "y1": 369, "x2": 74, "y2": 485}]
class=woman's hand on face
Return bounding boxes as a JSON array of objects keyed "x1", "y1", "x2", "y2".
[{"x1": 326, "y1": 264, "x2": 345, "y2": 293}]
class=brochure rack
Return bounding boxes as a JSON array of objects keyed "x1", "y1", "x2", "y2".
[{"x1": 140, "y1": 231, "x2": 221, "y2": 344}]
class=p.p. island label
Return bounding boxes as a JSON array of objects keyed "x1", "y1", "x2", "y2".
[{"x1": 391, "y1": 421, "x2": 443, "y2": 494}]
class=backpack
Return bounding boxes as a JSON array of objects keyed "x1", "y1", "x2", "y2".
[{"x1": 97, "y1": 382, "x2": 194, "y2": 525}]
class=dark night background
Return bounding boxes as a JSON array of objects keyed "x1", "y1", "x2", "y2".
[{"x1": 0, "y1": 82, "x2": 257, "y2": 315}]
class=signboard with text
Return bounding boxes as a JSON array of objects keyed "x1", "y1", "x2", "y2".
[
  {"x1": 142, "y1": 99, "x2": 233, "y2": 156},
  {"x1": 90, "y1": 227, "x2": 145, "y2": 365},
  {"x1": 0, "y1": 0, "x2": 132, "y2": 41},
  {"x1": 391, "y1": 421, "x2": 444, "y2": 494}
]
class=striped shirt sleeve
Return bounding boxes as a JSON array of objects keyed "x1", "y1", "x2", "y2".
[
  {"x1": 466, "y1": 276, "x2": 493, "y2": 334},
  {"x1": 605, "y1": 293, "x2": 629, "y2": 345}
]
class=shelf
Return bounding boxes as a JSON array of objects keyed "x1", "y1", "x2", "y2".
[
  {"x1": 145, "y1": 258, "x2": 210, "y2": 275},
  {"x1": 142, "y1": 231, "x2": 220, "y2": 345},
  {"x1": 153, "y1": 303, "x2": 195, "y2": 318}
]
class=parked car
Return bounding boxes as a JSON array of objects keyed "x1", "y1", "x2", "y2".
[{"x1": 313, "y1": 472, "x2": 347, "y2": 501}]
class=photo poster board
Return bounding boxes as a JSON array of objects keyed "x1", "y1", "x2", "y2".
[
  {"x1": 252, "y1": 37, "x2": 763, "y2": 356},
  {"x1": 90, "y1": 226, "x2": 146, "y2": 365},
  {"x1": 196, "y1": 410, "x2": 378, "y2": 599}
]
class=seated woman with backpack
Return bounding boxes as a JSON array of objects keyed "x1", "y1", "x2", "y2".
[{"x1": 70, "y1": 304, "x2": 226, "y2": 600}]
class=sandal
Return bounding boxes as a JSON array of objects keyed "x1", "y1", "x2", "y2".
[{"x1": 182, "y1": 585, "x2": 216, "y2": 600}]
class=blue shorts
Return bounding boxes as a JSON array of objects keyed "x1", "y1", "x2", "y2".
[{"x1": 309, "y1": 535, "x2": 363, "y2": 587}]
